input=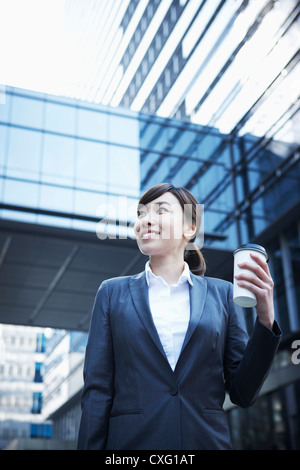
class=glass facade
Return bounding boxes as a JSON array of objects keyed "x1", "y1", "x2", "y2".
[
  {"x1": 1, "y1": 86, "x2": 299, "y2": 246},
  {"x1": 228, "y1": 379, "x2": 300, "y2": 450},
  {"x1": 0, "y1": 87, "x2": 140, "y2": 233},
  {"x1": 139, "y1": 114, "x2": 300, "y2": 251},
  {"x1": 0, "y1": 86, "x2": 300, "y2": 449}
]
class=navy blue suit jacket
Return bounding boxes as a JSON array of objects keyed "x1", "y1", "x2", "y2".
[{"x1": 77, "y1": 271, "x2": 281, "y2": 450}]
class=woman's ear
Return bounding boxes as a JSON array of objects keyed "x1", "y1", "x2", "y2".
[{"x1": 183, "y1": 223, "x2": 197, "y2": 242}]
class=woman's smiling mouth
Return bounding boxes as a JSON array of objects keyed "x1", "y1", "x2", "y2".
[{"x1": 141, "y1": 231, "x2": 160, "y2": 240}]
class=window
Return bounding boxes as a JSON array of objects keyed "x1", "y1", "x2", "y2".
[
  {"x1": 157, "y1": 82, "x2": 163, "y2": 101},
  {"x1": 141, "y1": 17, "x2": 147, "y2": 32},
  {"x1": 129, "y1": 83, "x2": 136, "y2": 98},
  {"x1": 136, "y1": 71, "x2": 142, "y2": 87},
  {"x1": 77, "y1": 108, "x2": 108, "y2": 141},
  {"x1": 76, "y1": 140, "x2": 108, "y2": 191},
  {"x1": 148, "y1": 46, "x2": 154, "y2": 63},
  {"x1": 171, "y1": 5, "x2": 177, "y2": 22},
  {"x1": 155, "y1": 34, "x2": 161, "y2": 51},
  {"x1": 109, "y1": 113, "x2": 139, "y2": 147},
  {"x1": 4, "y1": 180, "x2": 39, "y2": 208},
  {"x1": 0, "y1": 125, "x2": 8, "y2": 170},
  {"x1": 30, "y1": 423, "x2": 52, "y2": 439},
  {"x1": 42, "y1": 133, "x2": 75, "y2": 185},
  {"x1": 34, "y1": 363, "x2": 43, "y2": 383},
  {"x1": 147, "y1": 3, "x2": 153, "y2": 18},
  {"x1": 129, "y1": 40, "x2": 135, "y2": 55},
  {"x1": 142, "y1": 60, "x2": 148, "y2": 75},
  {"x1": 165, "y1": 69, "x2": 171, "y2": 87},
  {"x1": 32, "y1": 392, "x2": 42, "y2": 414},
  {"x1": 44, "y1": 101, "x2": 76, "y2": 135},
  {"x1": 135, "y1": 28, "x2": 141, "y2": 43},
  {"x1": 123, "y1": 52, "x2": 129, "y2": 68},
  {"x1": 39, "y1": 184, "x2": 74, "y2": 213},
  {"x1": 173, "y1": 55, "x2": 179, "y2": 74},
  {"x1": 108, "y1": 145, "x2": 140, "y2": 196},
  {"x1": 36, "y1": 333, "x2": 45, "y2": 353},
  {"x1": 149, "y1": 96, "x2": 156, "y2": 113},
  {"x1": 11, "y1": 95, "x2": 44, "y2": 129},
  {"x1": 0, "y1": 91, "x2": 11, "y2": 122},
  {"x1": 6, "y1": 128, "x2": 42, "y2": 179},
  {"x1": 163, "y1": 21, "x2": 169, "y2": 37},
  {"x1": 74, "y1": 188, "x2": 107, "y2": 218}
]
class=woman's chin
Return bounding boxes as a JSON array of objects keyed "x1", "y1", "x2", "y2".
[{"x1": 137, "y1": 240, "x2": 163, "y2": 257}]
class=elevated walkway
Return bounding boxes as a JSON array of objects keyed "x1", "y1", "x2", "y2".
[{"x1": 0, "y1": 218, "x2": 233, "y2": 331}]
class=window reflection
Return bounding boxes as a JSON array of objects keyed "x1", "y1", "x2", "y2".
[
  {"x1": 4, "y1": 180, "x2": 39, "y2": 208},
  {"x1": 6, "y1": 128, "x2": 42, "y2": 179},
  {"x1": 109, "y1": 113, "x2": 139, "y2": 146},
  {"x1": 42, "y1": 134, "x2": 75, "y2": 185},
  {"x1": 0, "y1": 92, "x2": 11, "y2": 122},
  {"x1": 74, "y1": 189, "x2": 107, "y2": 218},
  {"x1": 77, "y1": 108, "x2": 107, "y2": 140},
  {"x1": 39, "y1": 185, "x2": 73, "y2": 213},
  {"x1": 0, "y1": 126, "x2": 8, "y2": 169},
  {"x1": 108, "y1": 146, "x2": 140, "y2": 196},
  {"x1": 45, "y1": 101, "x2": 76, "y2": 135},
  {"x1": 11, "y1": 95, "x2": 44, "y2": 129},
  {"x1": 76, "y1": 140, "x2": 108, "y2": 191}
]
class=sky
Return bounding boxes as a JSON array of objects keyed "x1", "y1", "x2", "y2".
[{"x1": 0, "y1": 0, "x2": 67, "y2": 95}]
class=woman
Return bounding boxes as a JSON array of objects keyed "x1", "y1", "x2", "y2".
[{"x1": 77, "y1": 183, "x2": 281, "y2": 450}]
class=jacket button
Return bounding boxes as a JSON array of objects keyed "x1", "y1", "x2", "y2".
[{"x1": 169, "y1": 387, "x2": 178, "y2": 396}]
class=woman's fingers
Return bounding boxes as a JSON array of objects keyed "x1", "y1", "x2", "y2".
[
  {"x1": 234, "y1": 251, "x2": 274, "y2": 329},
  {"x1": 236, "y1": 253, "x2": 273, "y2": 286}
]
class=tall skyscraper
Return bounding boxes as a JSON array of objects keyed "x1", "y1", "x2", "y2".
[{"x1": 62, "y1": 0, "x2": 299, "y2": 143}]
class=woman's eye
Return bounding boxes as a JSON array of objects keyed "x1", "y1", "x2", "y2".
[
  {"x1": 138, "y1": 210, "x2": 146, "y2": 217},
  {"x1": 158, "y1": 207, "x2": 168, "y2": 214}
]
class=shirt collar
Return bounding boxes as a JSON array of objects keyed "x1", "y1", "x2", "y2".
[{"x1": 145, "y1": 260, "x2": 193, "y2": 287}]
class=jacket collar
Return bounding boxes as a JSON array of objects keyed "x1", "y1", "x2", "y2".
[
  {"x1": 144, "y1": 261, "x2": 193, "y2": 287},
  {"x1": 129, "y1": 271, "x2": 207, "y2": 371}
]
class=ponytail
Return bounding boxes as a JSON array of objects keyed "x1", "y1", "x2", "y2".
[{"x1": 184, "y1": 242, "x2": 206, "y2": 276}]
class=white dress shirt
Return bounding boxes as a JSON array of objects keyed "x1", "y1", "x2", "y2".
[{"x1": 145, "y1": 261, "x2": 193, "y2": 371}]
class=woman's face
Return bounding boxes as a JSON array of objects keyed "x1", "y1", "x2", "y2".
[{"x1": 134, "y1": 192, "x2": 194, "y2": 258}]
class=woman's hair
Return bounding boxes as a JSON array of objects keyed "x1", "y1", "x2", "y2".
[{"x1": 138, "y1": 182, "x2": 206, "y2": 276}]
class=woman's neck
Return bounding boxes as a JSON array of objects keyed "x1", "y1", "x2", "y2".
[{"x1": 149, "y1": 255, "x2": 185, "y2": 285}]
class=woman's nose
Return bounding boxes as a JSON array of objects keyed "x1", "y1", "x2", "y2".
[
  {"x1": 142, "y1": 211, "x2": 156, "y2": 226},
  {"x1": 135, "y1": 213, "x2": 153, "y2": 233}
]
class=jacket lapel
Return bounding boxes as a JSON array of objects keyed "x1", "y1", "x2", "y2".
[
  {"x1": 129, "y1": 272, "x2": 168, "y2": 361},
  {"x1": 180, "y1": 274, "x2": 207, "y2": 354}
]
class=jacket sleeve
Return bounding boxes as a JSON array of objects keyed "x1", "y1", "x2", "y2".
[
  {"x1": 77, "y1": 281, "x2": 114, "y2": 449},
  {"x1": 224, "y1": 283, "x2": 282, "y2": 408}
]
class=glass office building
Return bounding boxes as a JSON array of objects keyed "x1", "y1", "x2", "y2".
[
  {"x1": 0, "y1": 324, "x2": 51, "y2": 449},
  {"x1": 0, "y1": 86, "x2": 140, "y2": 230},
  {"x1": 0, "y1": 86, "x2": 300, "y2": 448},
  {"x1": 60, "y1": 0, "x2": 300, "y2": 130}
]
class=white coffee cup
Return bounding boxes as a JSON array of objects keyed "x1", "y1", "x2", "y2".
[{"x1": 233, "y1": 244, "x2": 268, "y2": 308}]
